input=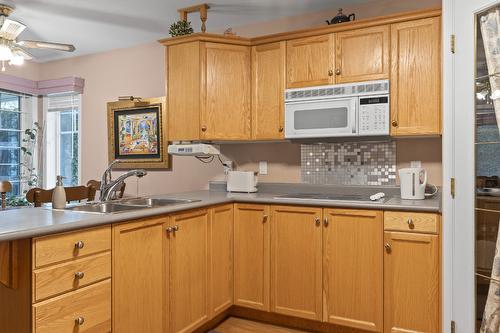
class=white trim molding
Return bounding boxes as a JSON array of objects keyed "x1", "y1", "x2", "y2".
[{"x1": 0, "y1": 74, "x2": 84, "y2": 96}]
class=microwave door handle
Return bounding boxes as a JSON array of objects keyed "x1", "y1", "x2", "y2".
[{"x1": 352, "y1": 99, "x2": 358, "y2": 134}]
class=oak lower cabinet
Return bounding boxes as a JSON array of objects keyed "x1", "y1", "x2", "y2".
[
  {"x1": 169, "y1": 209, "x2": 210, "y2": 333},
  {"x1": 323, "y1": 209, "x2": 383, "y2": 332},
  {"x1": 251, "y1": 42, "x2": 286, "y2": 139},
  {"x1": 390, "y1": 16, "x2": 441, "y2": 136},
  {"x1": 270, "y1": 205, "x2": 323, "y2": 320},
  {"x1": 234, "y1": 203, "x2": 271, "y2": 311},
  {"x1": 112, "y1": 218, "x2": 167, "y2": 333},
  {"x1": 166, "y1": 40, "x2": 251, "y2": 141},
  {"x1": 384, "y1": 212, "x2": 440, "y2": 333}
]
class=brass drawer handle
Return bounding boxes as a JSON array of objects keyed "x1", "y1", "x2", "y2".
[
  {"x1": 166, "y1": 227, "x2": 173, "y2": 234},
  {"x1": 315, "y1": 217, "x2": 321, "y2": 226},
  {"x1": 335, "y1": 68, "x2": 341, "y2": 75},
  {"x1": 384, "y1": 243, "x2": 392, "y2": 253},
  {"x1": 263, "y1": 215, "x2": 268, "y2": 223},
  {"x1": 278, "y1": 126, "x2": 284, "y2": 132},
  {"x1": 407, "y1": 218, "x2": 415, "y2": 229},
  {"x1": 74, "y1": 271, "x2": 85, "y2": 279},
  {"x1": 328, "y1": 69, "x2": 334, "y2": 76},
  {"x1": 75, "y1": 316, "x2": 85, "y2": 325},
  {"x1": 74, "y1": 241, "x2": 85, "y2": 249},
  {"x1": 323, "y1": 217, "x2": 329, "y2": 226},
  {"x1": 391, "y1": 120, "x2": 398, "y2": 127},
  {"x1": 172, "y1": 225, "x2": 179, "y2": 232},
  {"x1": 201, "y1": 125, "x2": 207, "y2": 132}
]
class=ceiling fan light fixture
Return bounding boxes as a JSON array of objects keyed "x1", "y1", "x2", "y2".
[
  {"x1": 9, "y1": 52, "x2": 23, "y2": 65},
  {"x1": 0, "y1": 43, "x2": 12, "y2": 61}
]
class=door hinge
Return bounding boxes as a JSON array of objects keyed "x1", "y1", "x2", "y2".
[
  {"x1": 451, "y1": 320, "x2": 456, "y2": 333},
  {"x1": 451, "y1": 34, "x2": 456, "y2": 54},
  {"x1": 451, "y1": 178, "x2": 456, "y2": 198}
]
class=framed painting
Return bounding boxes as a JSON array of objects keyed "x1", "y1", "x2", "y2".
[{"x1": 107, "y1": 97, "x2": 170, "y2": 169}]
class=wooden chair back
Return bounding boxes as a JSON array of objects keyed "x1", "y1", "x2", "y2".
[
  {"x1": 86, "y1": 180, "x2": 126, "y2": 200},
  {"x1": 26, "y1": 185, "x2": 97, "y2": 208}
]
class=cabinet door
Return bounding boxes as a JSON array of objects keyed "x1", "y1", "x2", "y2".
[
  {"x1": 384, "y1": 232, "x2": 440, "y2": 333},
  {"x1": 286, "y1": 34, "x2": 335, "y2": 88},
  {"x1": 251, "y1": 42, "x2": 286, "y2": 139},
  {"x1": 234, "y1": 204, "x2": 270, "y2": 311},
  {"x1": 270, "y1": 206, "x2": 323, "y2": 320},
  {"x1": 335, "y1": 25, "x2": 389, "y2": 83},
  {"x1": 167, "y1": 42, "x2": 201, "y2": 141},
  {"x1": 390, "y1": 17, "x2": 441, "y2": 136},
  {"x1": 112, "y1": 218, "x2": 167, "y2": 333},
  {"x1": 169, "y1": 209, "x2": 210, "y2": 333},
  {"x1": 202, "y1": 42, "x2": 251, "y2": 140},
  {"x1": 209, "y1": 204, "x2": 234, "y2": 317},
  {"x1": 323, "y1": 209, "x2": 383, "y2": 332}
]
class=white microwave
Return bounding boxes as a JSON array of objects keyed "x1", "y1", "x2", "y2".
[{"x1": 284, "y1": 80, "x2": 390, "y2": 139}]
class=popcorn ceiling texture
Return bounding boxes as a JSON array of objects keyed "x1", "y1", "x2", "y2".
[{"x1": 301, "y1": 141, "x2": 397, "y2": 186}]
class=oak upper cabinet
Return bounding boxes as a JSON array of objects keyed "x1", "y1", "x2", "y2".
[
  {"x1": 209, "y1": 204, "x2": 234, "y2": 317},
  {"x1": 286, "y1": 34, "x2": 335, "y2": 88},
  {"x1": 323, "y1": 209, "x2": 383, "y2": 332},
  {"x1": 166, "y1": 41, "x2": 251, "y2": 141},
  {"x1": 251, "y1": 42, "x2": 286, "y2": 139},
  {"x1": 384, "y1": 216, "x2": 440, "y2": 333},
  {"x1": 112, "y1": 218, "x2": 168, "y2": 333},
  {"x1": 169, "y1": 209, "x2": 210, "y2": 333},
  {"x1": 390, "y1": 17, "x2": 441, "y2": 136},
  {"x1": 234, "y1": 204, "x2": 270, "y2": 311},
  {"x1": 270, "y1": 206, "x2": 323, "y2": 321},
  {"x1": 335, "y1": 25, "x2": 389, "y2": 83}
]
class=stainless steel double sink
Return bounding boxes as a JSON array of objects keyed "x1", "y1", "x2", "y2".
[{"x1": 62, "y1": 197, "x2": 200, "y2": 214}]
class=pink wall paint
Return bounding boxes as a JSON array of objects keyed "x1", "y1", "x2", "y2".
[{"x1": 38, "y1": 43, "x2": 222, "y2": 196}]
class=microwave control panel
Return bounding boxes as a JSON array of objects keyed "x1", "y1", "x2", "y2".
[{"x1": 358, "y1": 95, "x2": 390, "y2": 136}]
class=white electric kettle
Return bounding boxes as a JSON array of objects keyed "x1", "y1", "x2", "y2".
[{"x1": 399, "y1": 167, "x2": 427, "y2": 200}]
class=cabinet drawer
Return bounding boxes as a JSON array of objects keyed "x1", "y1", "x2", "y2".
[
  {"x1": 34, "y1": 252, "x2": 111, "y2": 302},
  {"x1": 33, "y1": 279, "x2": 111, "y2": 333},
  {"x1": 33, "y1": 226, "x2": 111, "y2": 268},
  {"x1": 384, "y1": 211, "x2": 439, "y2": 234}
]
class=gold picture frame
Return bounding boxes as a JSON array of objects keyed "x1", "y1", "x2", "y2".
[{"x1": 107, "y1": 97, "x2": 170, "y2": 169}]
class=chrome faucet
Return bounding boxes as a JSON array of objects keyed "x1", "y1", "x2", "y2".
[{"x1": 99, "y1": 160, "x2": 147, "y2": 201}]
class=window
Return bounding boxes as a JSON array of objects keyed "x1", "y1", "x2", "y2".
[
  {"x1": 0, "y1": 92, "x2": 33, "y2": 196},
  {"x1": 45, "y1": 93, "x2": 81, "y2": 188}
]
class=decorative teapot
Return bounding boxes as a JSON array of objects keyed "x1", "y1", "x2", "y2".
[{"x1": 326, "y1": 8, "x2": 355, "y2": 25}]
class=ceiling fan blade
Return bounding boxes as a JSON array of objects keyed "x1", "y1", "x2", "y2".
[
  {"x1": 13, "y1": 47, "x2": 33, "y2": 60},
  {"x1": 16, "y1": 40, "x2": 75, "y2": 52},
  {"x1": 0, "y1": 18, "x2": 26, "y2": 40}
]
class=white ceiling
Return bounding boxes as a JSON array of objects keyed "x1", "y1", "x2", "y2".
[{"x1": 5, "y1": 0, "x2": 380, "y2": 62}]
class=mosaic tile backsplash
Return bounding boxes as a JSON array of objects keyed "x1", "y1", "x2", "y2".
[{"x1": 301, "y1": 141, "x2": 397, "y2": 186}]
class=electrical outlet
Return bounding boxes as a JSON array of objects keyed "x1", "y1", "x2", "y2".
[
  {"x1": 259, "y1": 161, "x2": 268, "y2": 175},
  {"x1": 222, "y1": 160, "x2": 233, "y2": 174}
]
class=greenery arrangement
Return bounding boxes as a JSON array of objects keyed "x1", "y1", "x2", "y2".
[
  {"x1": 169, "y1": 20, "x2": 194, "y2": 37},
  {"x1": 6, "y1": 121, "x2": 43, "y2": 207}
]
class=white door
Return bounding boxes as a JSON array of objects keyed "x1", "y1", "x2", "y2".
[{"x1": 444, "y1": 1, "x2": 500, "y2": 332}]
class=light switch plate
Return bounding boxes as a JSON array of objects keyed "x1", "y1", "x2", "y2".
[{"x1": 259, "y1": 161, "x2": 268, "y2": 175}]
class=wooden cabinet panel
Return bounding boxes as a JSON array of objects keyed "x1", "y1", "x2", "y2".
[
  {"x1": 270, "y1": 206, "x2": 323, "y2": 320},
  {"x1": 167, "y1": 41, "x2": 201, "y2": 141},
  {"x1": 33, "y1": 226, "x2": 110, "y2": 268},
  {"x1": 286, "y1": 34, "x2": 335, "y2": 88},
  {"x1": 251, "y1": 42, "x2": 286, "y2": 139},
  {"x1": 390, "y1": 17, "x2": 441, "y2": 136},
  {"x1": 112, "y1": 218, "x2": 167, "y2": 333},
  {"x1": 323, "y1": 209, "x2": 383, "y2": 332},
  {"x1": 202, "y1": 42, "x2": 251, "y2": 140},
  {"x1": 33, "y1": 279, "x2": 111, "y2": 333},
  {"x1": 234, "y1": 204, "x2": 270, "y2": 311},
  {"x1": 384, "y1": 211, "x2": 439, "y2": 234},
  {"x1": 169, "y1": 209, "x2": 210, "y2": 333},
  {"x1": 34, "y1": 252, "x2": 111, "y2": 302},
  {"x1": 384, "y1": 232, "x2": 440, "y2": 333},
  {"x1": 209, "y1": 204, "x2": 234, "y2": 316},
  {"x1": 335, "y1": 25, "x2": 389, "y2": 83}
]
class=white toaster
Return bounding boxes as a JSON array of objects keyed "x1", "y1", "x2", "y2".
[{"x1": 227, "y1": 171, "x2": 258, "y2": 193}]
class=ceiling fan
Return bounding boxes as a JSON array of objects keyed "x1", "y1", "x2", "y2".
[{"x1": 0, "y1": 4, "x2": 75, "y2": 70}]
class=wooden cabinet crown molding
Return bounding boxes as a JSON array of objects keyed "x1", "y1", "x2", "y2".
[{"x1": 159, "y1": 8, "x2": 441, "y2": 47}]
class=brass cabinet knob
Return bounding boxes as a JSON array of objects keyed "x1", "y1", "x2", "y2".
[
  {"x1": 172, "y1": 225, "x2": 179, "y2": 232},
  {"x1": 335, "y1": 68, "x2": 341, "y2": 75},
  {"x1": 74, "y1": 271, "x2": 85, "y2": 279},
  {"x1": 263, "y1": 215, "x2": 268, "y2": 223},
  {"x1": 166, "y1": 227, "x2": 173, "y2": 234},
  {"x1": 407, "y1": 218, "x2": 415, "y2": 229},
  {"x1": 391, "y1": 120, "x2": 398, "y2": 127},
  {"x1": 75, "y1": 317, "x2": 85, "y2": 325},
  {"x1": 278, "y1": 126, "x2": 284, "y2": 132},
  {"x1": 328, "y1": 69, "x2": 334, "y2": 76},
  {"x1": 201, "y1": 125, "x2": 207, "y2": 132},
  {"x1": 74, "y1": 241, "x2": 85, "y2": 249},
  {"x1": 315, "y1": 217, "x2": 321, "y2": 226},
  {"x1": 323, "y1": 218, "x2": 329, "y2": 227},
  {"x1": 384, "y1": 243, "x2": 392, "y2": 253}
]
